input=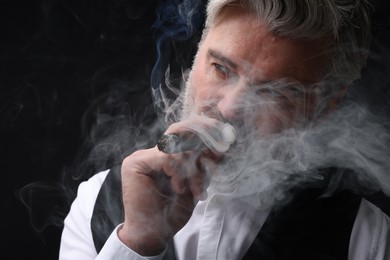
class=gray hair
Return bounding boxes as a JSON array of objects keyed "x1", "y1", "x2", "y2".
[{"x1": 203, "y1": 0, "x2": 372, "y2": 86}]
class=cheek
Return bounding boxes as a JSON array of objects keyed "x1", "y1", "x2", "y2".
[
  {"x1": 249, "y1": 98, "x2": 308, "y2": 134},
  {"x1": 252, "y1": 103, "x2": 294, "y2": 133},
  {"x1": 263, "y1": 93, "x2": 317, "y2": 132},
  {"x1": 189, "y1": 67, "x2": 220, "y2": 111}
]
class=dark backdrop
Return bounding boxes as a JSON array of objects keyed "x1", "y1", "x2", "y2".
[
  {"x1": 1, "y1": 0, "x2": 389, "y2": 259},
  {"x1": 1, "y1": 0, "x2": 206, "y2": 259}
]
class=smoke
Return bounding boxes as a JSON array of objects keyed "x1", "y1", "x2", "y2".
[
  {"x1": 17, "y1": 182, "x2": 69, "y2": 236},
  {"x1": 150, "y1": 0, "x2": 205, "y2": 124},
  {"x1": 206, "y1": 99, "x2": 390, "y2": 209},
  {"x1": 147, "y1": 12, "x2": 390, "y2": 209},
  {"x1": 150, "y1": 39, "x2": 390, "y2": 212},
  {"x1": 155, "y1": 40, "x2": 390, "y2": 209},
  {"x1": 13, "y1": 0, "x2": 206, "y2": 250},
  {"x1": 12, "y1": 0, "x2": 390, "y2": 256}
]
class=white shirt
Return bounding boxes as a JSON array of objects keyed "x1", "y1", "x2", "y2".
[{"x1": 59, "y1": 170, "x2": 390, "y2": 260}]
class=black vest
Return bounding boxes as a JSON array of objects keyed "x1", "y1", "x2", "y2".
[{"x1": 90, "y1": 166, "x2": 388, "y2": 259}]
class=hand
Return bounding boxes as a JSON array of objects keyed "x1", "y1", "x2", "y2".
[{"x1": 118, "y1": 120, "x2": 219, "y2": 256}]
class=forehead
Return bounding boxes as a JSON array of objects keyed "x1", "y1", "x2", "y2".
[{"x1": 201, "y1": 6, "x2": 330, "y2": 84}]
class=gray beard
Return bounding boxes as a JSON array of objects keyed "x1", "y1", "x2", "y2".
[
  {"x1": 168, "y1": 69, "x2": 390, "y2": 209},
  {"x1": 179, "y1": 70, "x2": 196, "y2": 120}
]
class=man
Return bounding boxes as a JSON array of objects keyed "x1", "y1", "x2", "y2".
[{"x1": 59, "y1": 0, "x2": 390, "y2": 259}]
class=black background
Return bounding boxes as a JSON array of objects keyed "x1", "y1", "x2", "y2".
[{"x1": 1, "y1": 0, "x2": 389, "y2": 259}]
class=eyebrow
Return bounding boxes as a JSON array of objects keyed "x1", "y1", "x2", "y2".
[{"x1": 208, "y1": 49, "x2": 238, "y2": 69}]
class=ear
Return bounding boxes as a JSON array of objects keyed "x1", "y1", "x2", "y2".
[{"x1": 326, "y1": 85, "x2": 348, "y2": 113}]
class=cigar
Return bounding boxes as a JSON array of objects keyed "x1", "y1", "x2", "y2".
[
  {"x1": 157, "y1": 132, "x2": 205, "y2": 154},
  {"x1": 157, "y1": 123, "x2": 236, "y2": 154}
]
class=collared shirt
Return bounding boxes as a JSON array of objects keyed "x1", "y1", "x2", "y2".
[{"x1": 59, "y1": 170, "x2": 390, "y2": 260}]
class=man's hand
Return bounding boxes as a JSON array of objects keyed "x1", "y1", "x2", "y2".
[{"x1": 118, "y1": 119, "x2": 219, "y2": 256}]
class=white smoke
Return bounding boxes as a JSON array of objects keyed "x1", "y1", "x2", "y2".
[
  {"x1": 210, "y1": 100, "x2": 390, "y2": 208},
  {"x1": 156, "y1": 69, "x2": 390, "y2": 209}
]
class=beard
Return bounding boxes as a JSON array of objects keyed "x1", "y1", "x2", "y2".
[
  {"x1": 179, "y1": 70, "x2": 197, "y2": 120},
  {"x1": 176, "y1": 70, "x2": 312, "y2": 207},
  {"x1": 175, "y1": 72, "x2": 390, "y2": 209},
  {"x1": 172, "y1": 67, "x2": 390, "y2": 208}
]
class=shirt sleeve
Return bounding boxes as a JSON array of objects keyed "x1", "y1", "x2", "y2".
[
  {"x1": 96, "y1": 224, "x2": 165, "y2": 260},
  {"x1": 59, "y1": 170, "x2": 165, "y2": 260},
  {"x1": 349, "y1": 198, "x2": 390, "y2": 260}
]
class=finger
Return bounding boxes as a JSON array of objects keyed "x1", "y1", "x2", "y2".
[
  {"x1": 161, "y1": 152, "x2": 194, "y2": 195},
  {"x1": 151, "y1": 146, "x2": 213, "y2": 199},
  {"x1": 192, "y1": 156, "x2": 218, "y2": 200},
  {"x1": 188, "y1": 169, "x2": 207, "y2": 200},
  {"x1": 123, "y1": 148, "x2": 165, "y2": 176},
  {"x1": 122, "y1": 148, "x2": 187, "y2": 197}
]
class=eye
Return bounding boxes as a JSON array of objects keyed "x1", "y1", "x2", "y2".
[
  {"x1": 283, "y1": 84, "x2": 305, "y2": 96},
  {"x1": 256, "y1": 87, "x2": 283, "y2": 98},
  {"x1": 212, "y1": 63, "x2": 231, "y2": 79},
  {"x1": 254, "y1": 81, "x2": 306, "y2": 100}
]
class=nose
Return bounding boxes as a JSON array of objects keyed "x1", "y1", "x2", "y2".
[{"x1": 216, "y1": 85, "x2": 246, "y2": 121}]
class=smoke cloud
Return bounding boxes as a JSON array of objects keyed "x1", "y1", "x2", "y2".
[
  {"x1": 13, "y1": 0, "x2": 390, "y2": 257},
  {"x1": 210, "y1": 100, "x2": 390, "y2": 207},
  {"x1": 14, "y1": 0, "x2": 206, "y2": 248},
  {"x1": 157, "y1": 69, "x2": 390, "y2": 210}
]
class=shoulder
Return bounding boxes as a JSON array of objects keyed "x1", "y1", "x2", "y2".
[
  {"x1": 90, "y1": 165, "x2": 124, "y2": 253},
  {"x1": 349, "y1": 198, "x2": 390, "y2": 260},
  {"x1": 66, "y1": 169, "x2": 111, "y2": 222},
  {"x1": 77, "y1": 170, "x2": 111, "y2": 207},
  {"x1": 354, "y1": 198, "x2": 390, "y2": 238},
  {"x1": 60, "y1": 169, "x2": 112, "y2": 258}
]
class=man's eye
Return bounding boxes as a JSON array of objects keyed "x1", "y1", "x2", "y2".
[
  {"x1": 256, "y1": 88, "x2": 283, "y2": 98},
  {"x1": 255, "y1": 83, "x2": 305, "y2": 99},
  {"x1": 212, "y1": 63, "x2": 231, "y2": 78}
]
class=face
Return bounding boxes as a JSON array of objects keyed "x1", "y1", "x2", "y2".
[{"x1": 182, "y1": 6, "x2": 331, "y2": 136}]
